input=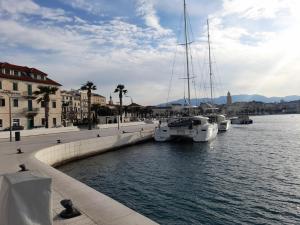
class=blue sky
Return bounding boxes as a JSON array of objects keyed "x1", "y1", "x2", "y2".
[{"x1": 1, "y1": 0, "x2": 300, "y2": 105}]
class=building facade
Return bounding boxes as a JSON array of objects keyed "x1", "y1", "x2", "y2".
[
  {"x1": 61, "y1": 89, "x2": 106, "y2": 124},
  {"x1": 0, "y1": 62, "x2": 62, "y2": 130}
]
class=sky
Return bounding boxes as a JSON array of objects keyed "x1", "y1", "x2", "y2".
[{"x1": 1, "y1": 0, "x2": 300, "y2": 105}]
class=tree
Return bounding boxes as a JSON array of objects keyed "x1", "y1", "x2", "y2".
[
  {"x1": 81, "y1": 81, "x2": 96, "y2": 130},
  {"x1": 34, "y1": 86, "x2": 58, "y2": 128},
  {"x1": 114, "y1": 84, "x2": 127, "y2": 122}
]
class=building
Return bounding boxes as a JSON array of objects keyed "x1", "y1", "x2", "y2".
[
  {"x1": 61, "y1": 90, "x2": 81, "y2": 125},
  {"x1": 0, "y1": 62, "x2": 62, "y2": 130},
  {"x1": 227, "y1": 91, "x2": 232, "y2": 105},
  {"x1": 61, "y1": 89, "x2": 106, "y2": 124},
  {"x1": 91, "y1": 93, "x2": 106, "y2": 106}
]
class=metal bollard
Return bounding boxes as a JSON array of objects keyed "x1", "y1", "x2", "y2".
[{"x1": 59, "y1": 199, "x2": 81, "y2": 219}]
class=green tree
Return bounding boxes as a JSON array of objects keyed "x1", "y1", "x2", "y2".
[
  {"x1": 81, "y1": 81, "x2": 96, "y2": 130},
  {"x1": 114, "y1": 84, "x2": 127, "y2": 122},
  {"x1": 34, "y1": 86, "x2": 58, "y2": 128}
]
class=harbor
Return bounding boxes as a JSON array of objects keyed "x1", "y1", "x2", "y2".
[
  {"x1": 60, "y1": 114, "x2": 300, "y2": 225},
  {"x1": 1, "y1": 0, "x2": 300, "y2": 224}
]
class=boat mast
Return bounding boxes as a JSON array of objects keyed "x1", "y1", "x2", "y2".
[
  {"x1": 207, "y1": 19, "x2": 213, "y2": 105},
  {"x1": 183, "y1": 0, "x2": 191, "y2": 106}
]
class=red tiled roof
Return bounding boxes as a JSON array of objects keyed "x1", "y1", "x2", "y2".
[
  {"x1": 0, "y1": 62, "x2": 61, "y2": 86},
  {"x1": 0, "y1": 62, "x2": 48, "y2": 76},
  {"x1": 0, "y1": 73, "x2": 61, "y2": 86}
]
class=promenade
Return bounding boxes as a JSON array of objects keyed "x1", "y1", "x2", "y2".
[{"x1": 0, "y1": 123, "x2": 158, "y2": 225}]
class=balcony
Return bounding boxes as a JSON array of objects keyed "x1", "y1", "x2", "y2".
[
  {"x1": 22, "y1": 91, "x2": 36, "y2": 99},
  {"x1": 23, "y1": 108, "x2": 39, "y2": 117}
]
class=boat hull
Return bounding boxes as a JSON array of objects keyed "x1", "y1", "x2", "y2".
[
  {"x1": 218, "y1": 120, "x2": 231, "y2": 131},
  {"x1": 154, "y1": 123, "x2": 218, "y2": 142}
]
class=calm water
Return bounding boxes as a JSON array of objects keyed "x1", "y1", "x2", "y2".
[{"x1": 59, "y1": 115, "x2": 300, "y2": 225}]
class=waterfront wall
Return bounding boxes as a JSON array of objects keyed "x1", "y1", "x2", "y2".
[
  {"x1": 31, "y1": 130, "x2": 158, "y2": 225},
  {"x1": 35, "y1": 130, "x2": 153, "y2": 167}
]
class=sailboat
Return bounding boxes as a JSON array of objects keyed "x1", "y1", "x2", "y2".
[
  {"x1": 154, "y1": 0, "x2": 218, "y2": 142},
  {"x1": 205, "y1": 19, "x2": 231, "y2": 132}
]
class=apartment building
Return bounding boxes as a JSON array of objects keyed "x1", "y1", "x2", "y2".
[
  {"x1": 61, "y1": 89, "x2": 106, "y2": 124},
  {"x1": 0, "y1": 62, "x2": 62, "y2": 130}
]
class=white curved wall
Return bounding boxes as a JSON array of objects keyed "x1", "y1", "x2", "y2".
[{"x1": 35, "y1": 130, "x2": 153, "y2": 167}]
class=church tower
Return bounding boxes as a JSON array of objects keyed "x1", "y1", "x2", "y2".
[
  {"x1": 227, "y1": 91, "x2": 232, "y2": 105},
  {"x1": 108, "y1": 94, "x2": 113, "y2": 105}
]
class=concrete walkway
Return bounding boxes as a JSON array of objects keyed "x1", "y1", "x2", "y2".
[{"x1": 0, "y1": 124, "x2": 158, "y2": 225}]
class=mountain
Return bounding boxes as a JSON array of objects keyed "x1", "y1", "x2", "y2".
[{"x1": 159, "y1": 94, "x2": 300, "y2": 106}]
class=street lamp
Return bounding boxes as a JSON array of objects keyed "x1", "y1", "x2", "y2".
[{"x1": 0, "y1": 90, "x2": 20, "y2": 142}]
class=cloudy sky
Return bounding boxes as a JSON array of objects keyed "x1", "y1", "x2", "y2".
[{"x1": 1, "y1": 0, "x2": 300, "y2": 105}]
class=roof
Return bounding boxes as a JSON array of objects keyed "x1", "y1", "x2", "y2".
[
  {"x1": 0, "y1": 62, "x2": 47, "y2": 76},
  {"x1": 0, "y1": 62, "x2": 61, "y2": 86},
  {"x1": 92, "y1": 93, "x2": 105, "y2": 98}
]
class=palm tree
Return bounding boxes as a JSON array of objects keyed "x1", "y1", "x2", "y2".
[
  {"x1": 34, "y1": 86, "x2": 58, "y2": 128},
  {"x1": 114, "y1": 84, "x2": 127, "y2": 122},
  {"x1": 81, "y1": 81, "x2": 96, "y2": 130}
]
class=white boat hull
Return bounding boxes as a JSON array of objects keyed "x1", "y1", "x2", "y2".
[
  {"x1": 218, "y1": 119, "x2": 231, "y2": 131},
  {"x1": 154, "y1": 123, "x2": 218, "y2": 142}
]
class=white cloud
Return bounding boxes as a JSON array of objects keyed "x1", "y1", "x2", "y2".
[
  {"x1": 221, "y1": 0, "x2": 288, "y2": 20},
  {"x1": 135, "y1": 0, "x2": 169, "y2": 34},
  {"x1": 0, "y1": 0, "x2": 71, "y2": 22}
]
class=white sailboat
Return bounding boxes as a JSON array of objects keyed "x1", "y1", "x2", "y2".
[
  {"x1": 154, "y1": 0, "x2": 218, "y2": 142},
  {"x1": 205, "y1": 19, "x2": 231, "y2": 132}
]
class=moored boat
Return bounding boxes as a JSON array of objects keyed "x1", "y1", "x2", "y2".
[
  {"x1": 230, "y1": 115, "x2": 253, "y2": 124},
  {"x1": 154, "y1": 116, "x2": 218, "y2": 142}
]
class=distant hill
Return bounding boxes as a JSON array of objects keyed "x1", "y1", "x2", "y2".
[{"x1": 159, "y1": 94, "x2": 300, "y2": 106}]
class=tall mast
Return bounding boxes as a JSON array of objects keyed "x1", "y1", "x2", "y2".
[
  {"x1": 207, "y1": 19, "x2": 213, "y2": 105},
  {"x1": 183, "y1": 0, "x2": 191, "y2": 105}
]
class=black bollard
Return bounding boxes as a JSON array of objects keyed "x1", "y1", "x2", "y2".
[
  {"x1": 57, "y1": 139, "x2": 61, "y2": 144},
  {"x1": 59, "y1": 199, "x2": 81, "y2": 219},
  {"x1": 18, "y1": 164, "x2": 28, "y2": 172},
  {"x1": 97, "y1": 134, "x2": 100, "y2": 137},
  {"x1": 17, "y1": 148, "x2": 23, "y2": 154}
]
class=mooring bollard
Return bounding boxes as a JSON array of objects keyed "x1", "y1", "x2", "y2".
[
  {"x1": 16, "y1": 148, "x2": 23, "y2": 154},
  {"x1": 18, "y1": 164, "x2": 28, "y2": 172},
  {"x1": 59, "y1": 199, "x2": 81, "y2": 219},
  {"x1": 97, "y1": 134, "x2": 100, "y2": 137},
  {"x1": 57, "y1": 139, "x2": 61, "y2": 144}
]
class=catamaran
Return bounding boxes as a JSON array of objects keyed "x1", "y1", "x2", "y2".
[{"x1": 154, "y1": 0, "x2": 218, "y2": 142}]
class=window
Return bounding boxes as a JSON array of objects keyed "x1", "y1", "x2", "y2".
[
  {"x1": 53, "y1": 118, "x2": 57, "y2": 127},
  {"x1": 37, "y1": 75, "x2": 41, "y2": 80},
  {"x1": 12, "y1": 119, "x2": 20, "y2": 127},
  {"x1": 41, "y1": 118, "x2": 45, "y2": 126},
  {"x1": 5, "y1": 68, "x2": 9, "y2": 74},
  {"x1": 13, "y1": 99, "x2": 18, "y2": 107},
  {"x1": 41, "y1": 101, "x2": 45, "y2": 108},
  {"x1": 10, "y1": 70, "x2": 14, "y2": 75},
  {"x1": 13, "y1": 82, "x2": 18, "y2": 91},
  {"x1": 0, "y1": 119, "x2": 2, "y2": 128},
  {"x1": 0, "y1": 99, "x2": 5, "y2": 107},
  {"x1": 0, "y1": 80, "x2": 2, "y2": 89},
  {"x1": 18, "y1": 71, "x2": 21, "y2": 76},
  {"x1": 52, "y1": 101, "x2": 56, "y2": 108},
  {"x1": 27, "y1": 84, "x2": 32, "y2": 95},
  {"x1": 14, "y1": 70, "x2": 18, "y2": 76},
  {"x1": 28, "y1": 100, "x2": 32, "y2": 111}
]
